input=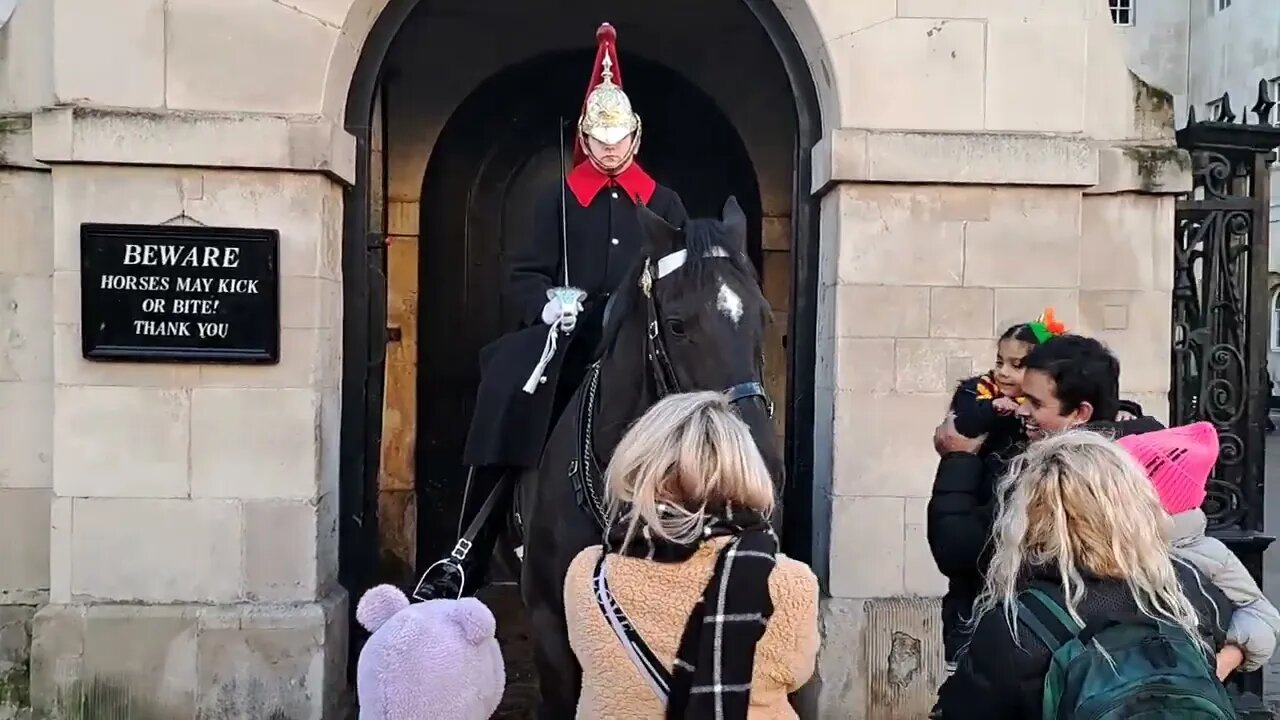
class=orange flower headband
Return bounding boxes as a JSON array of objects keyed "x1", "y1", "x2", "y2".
[{"x1": 1028, "y1": 308, "x2": 1067, "y2": 343}]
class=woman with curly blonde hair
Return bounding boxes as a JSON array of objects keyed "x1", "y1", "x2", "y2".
[
  {"x1": 563, "y1": 391, "x2": 818, "y2": 719},
  {"x1": 934, "y1": 429, "x2": 1234, "y2": 718}
]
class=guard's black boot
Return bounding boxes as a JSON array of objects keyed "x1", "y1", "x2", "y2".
[{"x1": 412, "y1": 466, "x2": 513, "y2": 600}]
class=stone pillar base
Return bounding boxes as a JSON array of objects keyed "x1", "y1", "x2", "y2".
[
  {"x1": 801, "y1": 596, "x2": 945, "y2": 719},
  {"x1": 29, "y1": 591, "x2": 348, "y2": 720},
  {"x1": 1, "y1": 605, "x2": 36, "y2": 720}
]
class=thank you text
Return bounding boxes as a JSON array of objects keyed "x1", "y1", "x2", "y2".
[{"x1": 80, "y1": 223, "x2": 280, "y2": 363}]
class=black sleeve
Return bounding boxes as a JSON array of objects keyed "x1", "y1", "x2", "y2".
[
  {"x1": 505, "y1": 188, "x2": 560, "y2": 328},
  {"x1": 1176, "y1": 560, "x2": 1233, "y2": 651},
  {"x1": 937, "y1": 614, "x2": 1031, "y2": 720},
  {"x1": 658, "y1": 188, "x2": 689, "y2": 229},
  {"x1": 951, "y1": 376, "x2": 997, "y2": 439},
  {"x1": 927, "y1": 454, "x2": 995, "y2": 578}
]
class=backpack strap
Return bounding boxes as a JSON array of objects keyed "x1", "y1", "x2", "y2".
[
  {"x1": 1017, "y1": 587, "x2": 1082, "y2": 652},
  {"x1": 592, "y1": 553, "x2": 673, "y2": 704}
]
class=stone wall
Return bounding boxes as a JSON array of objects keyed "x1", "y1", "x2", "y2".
[
  {"x1": 0, "y1": 0, "x2": 353, "y2": 713},
  {"x1": 798, "y1": 2, "x2": 1185, "y2": 716},
  {"x1": 0, "y1": 1, "x2": 54, "y2": 714},
  {"x1": 0, "y1": 0, "x2": 1188, "y2": 717}
]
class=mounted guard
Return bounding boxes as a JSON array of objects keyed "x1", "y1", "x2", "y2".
[{"x1": 415, "y1": 22, "x2": 690, "y2": 600}]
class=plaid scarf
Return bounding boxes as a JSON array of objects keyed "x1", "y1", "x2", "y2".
[{"x1": 605, "y1": 504, "x2": 778, "y2": 720}]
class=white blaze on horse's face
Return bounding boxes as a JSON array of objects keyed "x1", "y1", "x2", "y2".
[{"x1": 716, "y1": 278, "x2": 744, "y2": 326}]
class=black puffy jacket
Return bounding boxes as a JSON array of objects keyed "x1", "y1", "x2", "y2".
[
  {"x1": 926, "y1": 410, "x2": 1164, "y2": 661},
  {"x1": 935, "y1": 561, "x2": 1233, "y2": 719}
]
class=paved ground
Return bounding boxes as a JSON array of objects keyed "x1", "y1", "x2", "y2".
[{"x1": 479, "y1": 582, "x2": 538, "y2": 719}]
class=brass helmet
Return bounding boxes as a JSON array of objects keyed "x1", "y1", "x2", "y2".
[{"x1": 577, "y1": 23, "x2": 641, "y2": 159}]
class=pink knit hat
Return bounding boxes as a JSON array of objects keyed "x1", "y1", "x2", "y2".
[{"x1": 1116, "y1": 422, "x2": 1218, "y2": 515}]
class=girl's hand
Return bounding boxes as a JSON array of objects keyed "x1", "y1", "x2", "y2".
[
  {"x1": 1215, "y1": 644, "x2": 1245, "y2": 681},
  {"x1": 992, "y1": 397, "x2": 1020, "y2": 415}
]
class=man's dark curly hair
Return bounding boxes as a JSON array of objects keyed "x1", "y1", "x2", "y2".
[{"x1": 1023, "y1": 334, "x2": 1121, "y2": 421}]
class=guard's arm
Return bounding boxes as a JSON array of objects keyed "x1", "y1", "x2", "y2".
[
  {"x1": 506, "y1": 190, "x2": 562, "y2": 328},
  {"x1": 658, "y1": 189, "x2": 690, "y2": 229}
]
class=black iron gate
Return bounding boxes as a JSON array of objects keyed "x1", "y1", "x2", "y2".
[{"x1": 1172, "y1": 80, "x2": 1280, "y2": 711}]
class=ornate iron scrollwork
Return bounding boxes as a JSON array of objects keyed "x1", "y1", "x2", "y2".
[
  {"x1": 1172, "y1": 80, "x2": 1280, "y2": 534},
  {"x1": 1172, "y1": 73, "x2": 1280, "y2": 715}
]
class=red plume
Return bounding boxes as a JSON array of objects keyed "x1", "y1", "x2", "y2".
[
  {"x1": 596, "y1": 23, "x2": 617, "y2": 50},
  {"x1": 573, "y1": 23, "x2": 624, "y2": 165}
]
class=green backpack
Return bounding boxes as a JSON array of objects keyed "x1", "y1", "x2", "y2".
[{"x1": 1016, "y1": 587, "x2": 1238, "y2": 720}]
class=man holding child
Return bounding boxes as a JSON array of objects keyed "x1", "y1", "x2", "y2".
[{"x1": 927, "y1": 327, "x2": 1280, "y2": 718}]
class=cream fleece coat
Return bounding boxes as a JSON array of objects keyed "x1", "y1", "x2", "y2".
[{"x1": 564, "y1": 538, "x2": 819, "y2": 720}]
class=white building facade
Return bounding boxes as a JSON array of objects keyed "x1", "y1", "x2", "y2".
[{"x1": 1116, "y1": 0, "x2": 1280, "y2": 385}]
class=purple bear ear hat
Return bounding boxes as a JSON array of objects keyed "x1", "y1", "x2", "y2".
[
  {"x1": 355, "y1": 585, "x2": 506, "y2": 720},
  {"x1": 356, "y1": 584, "x2": 411, "y2": 632}
]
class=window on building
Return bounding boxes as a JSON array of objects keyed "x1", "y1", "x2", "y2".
[
  {"x1": 1110, "y1": 0, "x2": 1134, "y2": 25},
  {"x1": 1271, "y1": 288, "x2": 1280, "y2": 351},
  {"x1": 1216, "y1": 0, "x2": 1232, "y2": 11}
]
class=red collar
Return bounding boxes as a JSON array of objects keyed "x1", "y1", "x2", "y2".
[{"x1": 566, "y1": 161, "x2": 657, "y2": 207}]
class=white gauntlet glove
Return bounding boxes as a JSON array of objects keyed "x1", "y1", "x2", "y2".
[{"x1": 540, "y1": 287, "x2": 586, "y2": 333}]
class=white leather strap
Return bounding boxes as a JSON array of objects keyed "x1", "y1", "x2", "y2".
[{"x1": 655, "y1": 246, "x2": 730, "y2": 279}]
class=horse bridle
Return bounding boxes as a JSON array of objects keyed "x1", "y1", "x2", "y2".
[{"x1": 639, "y1": 253, "x2": 773, "y2": 417}]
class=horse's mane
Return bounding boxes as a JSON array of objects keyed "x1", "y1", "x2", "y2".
[{"x1": 596, "y1": 216, "x2": 771, "y2": 358}]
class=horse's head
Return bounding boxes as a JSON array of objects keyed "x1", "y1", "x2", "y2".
[{"x1": 620, "y1": 196, "x2": 782, "y2": 485}]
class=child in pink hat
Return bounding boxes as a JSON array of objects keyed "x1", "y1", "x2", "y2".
[{"x1": 1118, "y1": 422, "x2": 1280, "y2": 679}]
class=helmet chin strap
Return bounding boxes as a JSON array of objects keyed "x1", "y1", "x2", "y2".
[{"x1": 581, "y1": 127, "x2": 642, "y2": 176}]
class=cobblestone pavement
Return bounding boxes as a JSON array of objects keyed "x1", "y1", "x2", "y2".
[{"x1": 478, "y1": 582, "x2": 538, "y2": 719}]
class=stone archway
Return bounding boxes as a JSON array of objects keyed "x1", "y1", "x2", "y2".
[{"x1": 332, "y1": 0, "x2": 828, "y2": 619}]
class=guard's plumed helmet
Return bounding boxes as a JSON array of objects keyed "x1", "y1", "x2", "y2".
[{"x1": 576, "y1": 23, "x2": 641, "y2": 161}]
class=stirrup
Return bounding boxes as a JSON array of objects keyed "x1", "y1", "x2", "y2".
[{"x1": 411, "y1": 538, "x2": 472, "y2": 602}]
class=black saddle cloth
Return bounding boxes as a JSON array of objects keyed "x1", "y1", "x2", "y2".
[{"x1": 462, "y1": 301, "x2": 604, "y2": 469}]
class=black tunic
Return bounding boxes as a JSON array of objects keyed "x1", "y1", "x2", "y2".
[
  {"x1": 462, "y1": 174, "x2": 688, "y2": 469},
  {"x1": 506, "y1": 179, "x2": 688, "y2": 328}
]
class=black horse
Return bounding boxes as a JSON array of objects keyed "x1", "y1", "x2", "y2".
[{"x1": 518, "y1": 195, "x2": 783, "y2": 717}]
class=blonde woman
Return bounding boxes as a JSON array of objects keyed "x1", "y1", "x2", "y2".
[
  {"x1": 934, "y1": 429, "x2": 1234, "y2": 719},
  {"x1": 563, "y1": 391, "x2": 818, "y2": 719}
]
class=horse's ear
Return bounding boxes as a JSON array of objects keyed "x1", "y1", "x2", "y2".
[
  {"x1": 721, "y1": 195, "x2": 745, "y2": 223},
  {"x1": 720, "y1": 196, "x2": 747, "y2": 252},
  {"x1": 637, "y1": 203, "x2": 678, "y2": 254}
]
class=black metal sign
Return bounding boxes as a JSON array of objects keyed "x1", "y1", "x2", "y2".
[{"x1": 80, "y1": 223, "x2": 280, "y2": 363}]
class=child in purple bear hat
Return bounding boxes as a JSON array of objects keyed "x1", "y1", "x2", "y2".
[{"x1": 355, "y1": 584, "x2": 506, "y2": 720}]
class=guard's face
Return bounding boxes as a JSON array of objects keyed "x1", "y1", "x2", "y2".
[{"x1": 585, "y1": 134, "x2": 634, "y2": 172}]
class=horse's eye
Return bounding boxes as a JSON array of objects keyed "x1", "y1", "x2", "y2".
[{"x1": 665, "y1": 319, "x2": 687, "y2": 337}]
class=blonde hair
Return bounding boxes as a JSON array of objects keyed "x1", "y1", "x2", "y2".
[
  {"x1": 605, "y1": 391, "x2": 775, "y2": 550},
  {"x1": 974, "y1": 429, "x2": 1205, "y2": 647}
]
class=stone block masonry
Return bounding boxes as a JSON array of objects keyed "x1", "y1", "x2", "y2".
[
  {"x1": 0, "y1": 0, "x2": 1194, "y2": 717},
  {"x1": 29, "y1": 597, "x2": 346, "y2": 719}
]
